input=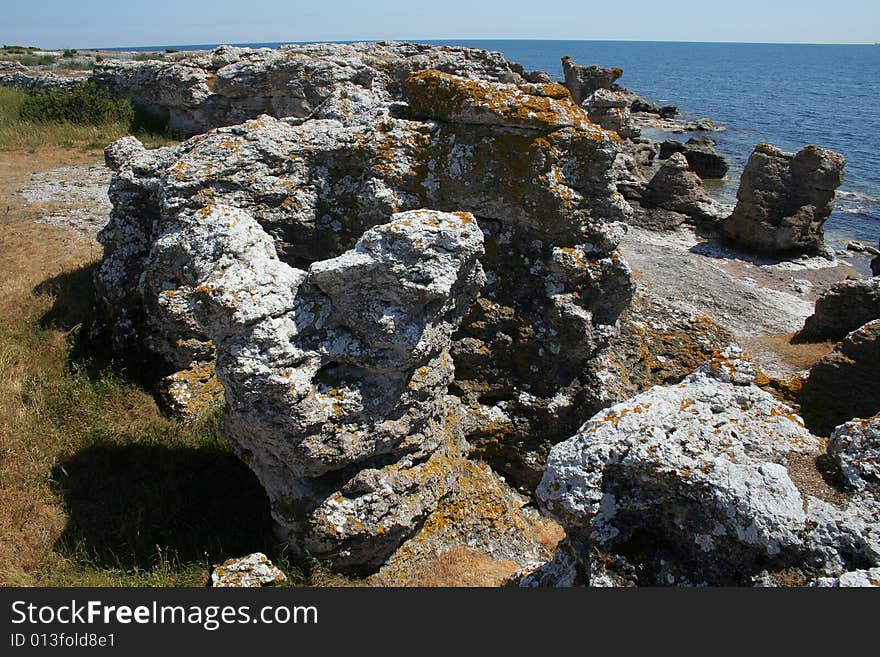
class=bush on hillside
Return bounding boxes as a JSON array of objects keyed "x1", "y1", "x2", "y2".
[{"x1": 19, "y1": 83, "x2": 135, "y2": 126}]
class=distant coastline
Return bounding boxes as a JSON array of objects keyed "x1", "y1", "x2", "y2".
[{"x1": 95, "y1": 39, "x2": 878, "y2": 51}]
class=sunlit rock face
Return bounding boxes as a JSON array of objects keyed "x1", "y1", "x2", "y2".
[{"x1": 95, "y1": 58, "x2": 638, "y2": 568}]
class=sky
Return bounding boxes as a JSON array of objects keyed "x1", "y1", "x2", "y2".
[{"x1": 1, "y1": 0, "x2": 877, "y2": 48}]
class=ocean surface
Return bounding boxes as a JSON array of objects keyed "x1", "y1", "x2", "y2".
[{"x1": 114, "y1": 40, "x2": 880, "y2": 249}]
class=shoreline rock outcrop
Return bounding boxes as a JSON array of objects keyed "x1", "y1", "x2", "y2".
[
  {"x1": 530, "y1": 348, "x2": 880, "y2": 586},
  {"x1": 800, "y1": 319, "x2": 880, "y2": 436},
  {"x1": 561, "y1": 57, "x2": 622, "y2": 105},
  {"x1": 721, "y1": 143, "x2": 846, "y2": 256},
  {"x1": 659, "y1": 136, "x2": 728, "y2": 179},
  {"x1": 94, "y1": 51, "x2": 644, "y2": 568},
  {"x1": 90, "y1": 42, "x2": 550, "y2": 136},
  {"x1": 797, "y1": 278, "x2": 880, "y2": 342}
]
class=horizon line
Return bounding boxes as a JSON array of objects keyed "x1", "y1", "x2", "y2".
[{"x1": 23, "y1": 37, "x2": 878, "y2": 50}]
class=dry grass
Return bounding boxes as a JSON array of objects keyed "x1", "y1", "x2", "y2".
[
  {"x1": 740, "y1": 332, "x2": 835, "y2": 372},
  {"x1": 403, "y1": 547, "x2": 521, "y2": 587},
  {"x1": 0, "y1": 146, "x2": 348, "y2": 587},
  {"x1": 530, "y1": 517, "x2": 566, "y2": 554}
]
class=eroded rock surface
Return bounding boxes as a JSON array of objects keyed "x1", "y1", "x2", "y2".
[
  {"x1": 535, "y1": 348, "x2": 880, "y2": 586},
  {"x1": 721, "y1": 144, "x2": 846, "y2": 255},
  {"x1": 800, "y1": 320, "x2": 880, "y2": 436},
  {"x1": 96, "y1": 67, "x2": 636, "y2": 495},
  {"x1": 91, "y1": 42, "x2": 548, "y2": 136},
  {"x1": 94, "y1": 59, "x2": 643, "y2": 567},
  {"x1": 211, "y1": 553, "x2": 288, "y2": 587},
  {"x1": 582, "y1": 88, "x2": 639, "y2": 140},
  {"x1": 798, "y1": 278, "x2": 880, "y2": 342},
  {"x1": 641, "y1": 153, "x2": 726, "y2": 224},
  {"x1": 561, "y1": 57, "x2": 622, "y2": 105}
]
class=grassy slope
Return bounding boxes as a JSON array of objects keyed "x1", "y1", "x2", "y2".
[{"x1": 0, "y1": 93, "x2": 358, "y2": 586}]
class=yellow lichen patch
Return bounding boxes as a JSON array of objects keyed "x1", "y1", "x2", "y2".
[
  {"x1": 404, "y1": 69, "x2": 613, "y2": 140},
  {"x1": 159, "y1": 361, "x2": 224, "y2": 420}
]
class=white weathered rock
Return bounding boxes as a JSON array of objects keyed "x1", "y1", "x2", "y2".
[
  {"x1": 828, "y1": 414, "x2": 880, "y2": 491},
  {"x1": 812, "y1": 567, "x2": 880, "y2": 587},
  {"x1": 211, "y1": 553, "x2": 287, "y2": 587},
  {"x1": 536, "y1": 347, "x2": 880, "y2": 585},
  {"x1": 91, "y1": 42, "x2": 547, "y2": 136},
  {"x1": 96, "y1": 72, "x2": 635, "y2": 492}
]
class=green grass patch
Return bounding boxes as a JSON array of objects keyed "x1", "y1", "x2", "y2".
[
  {"x1": 19, "y1": 82, "x2": 134, "y2": 126},
  {"x1": 0, "y1": 85, "x2": 175, "y2": 150}
]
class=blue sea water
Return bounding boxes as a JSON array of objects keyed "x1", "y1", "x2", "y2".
[{"x1": 113, "y1": 39, "x2": 880, "y2": 248}]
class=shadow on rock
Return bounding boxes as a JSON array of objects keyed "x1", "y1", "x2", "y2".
[{"x1": 51, "y1": 441, "x2": 278, "y2": 570}]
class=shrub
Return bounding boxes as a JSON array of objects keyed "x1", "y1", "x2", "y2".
[
  {"x1": 62, "y1": 49, "x2": 78, "y2": 58},
  {"x1": 16, "y1": 54, "x2": 56, "y2": 67},
  {"x1": 134, "y1": 52, "x2": 164, "y2": 61},
  {"x1": 19, "y1": 83, "x2": 134, "y2": 127}
]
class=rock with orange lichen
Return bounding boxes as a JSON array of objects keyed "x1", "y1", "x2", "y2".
[
  {"x1": 371, "y1": 458, "x2": 553, "y2": 585},
  {"x1": 158, "y1": 361, "x2": 224, "y2": 420},
  {"x1": 535, "y1": 346, "x2": 874, "y2": 585},
  {"x1": 582, "y1": 88, "x2": 640, "y2": 140},
  {"x1": 97, "y1": 83, "x2": 634, "y2": 490},
  {"x1": 92, "y1": 42, "x2": 549, "y2": 136}
]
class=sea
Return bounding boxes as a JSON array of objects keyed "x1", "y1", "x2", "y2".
[{"x1": 114, "y1": 40, "x2": 880, "y2": 250}]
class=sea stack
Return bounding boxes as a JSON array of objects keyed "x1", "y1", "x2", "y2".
[{"x1": 721, "y1": 143, "x2": 845, "y2": 256}]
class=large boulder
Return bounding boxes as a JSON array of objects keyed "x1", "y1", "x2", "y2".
[
  {"x1": 641, "y1": 153, "x2": 726, "y2": 223},
  {"x1": 582, "y1": 88, "x2": 639, "y2": 139},
  {"x1": 95, "y1": 66, "x2": 636, "y2": 564},
  {"x1": 800, "y1": 319, "x2": 880, "y2": 436},
  {"x1": 659, "y1": 136, "x2": 728, "y2": 179},
  {"x1": 561, "y1": 56, "x2": 622, "y2": 105},
  {"x1": 720, "y1": 143, "x2": 845, "y2": 255},
  {"x1": 534, "y1": 347, "x2": 880, "y2": 586},
  {"x1": 797, "y1": 278, "x2": 880, "y2": 342},
  {"x1": 91, "y1": 42, "x2": 549, "y2": 136}
]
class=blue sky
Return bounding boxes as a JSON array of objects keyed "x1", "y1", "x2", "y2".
[{"x1": 1, "y1": 0, "x2": 877, "y2": 48}]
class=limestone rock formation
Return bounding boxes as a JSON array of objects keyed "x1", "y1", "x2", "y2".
[
  {"x1": 91, "y1": 42, "x2": 549, "y2": 136},
  {"x1": 721, "y1": 143, "x2": 846, "y2": 255},
  {"x1": 96, "y1": 63, "x2": 636, "y2": 497},
  {"x1": 373, "y1": 460, "x2": 554, "y2": 585},
  {"x1": 798, "y1": 278, "x2": 880, "y2": 342},
  {"x1": 561, "y1": 57, "x2": 622, "y2": 105},
  {"x1": 211, "y1": 553, "x2": 288, "y2": 587},
  {"x1": 659, "y1": 136, "x2": 728, "y2": 179},
  {"x1": 641, "y1": 153, "x2": 726, "y2": 223},
  {"x1": 582, "y1": 88, "x2": 639, "y2": 139},
  {"x1": 828, "y1": 414, "x2": 880, "y2": 492},
  {"x1": 536, "y1": 347, "x2": 880, "y2": 586},
  {"x1": 800, "y1": 320, "x2": 880, "y2": 436},
  {"x1": 94, "y1": 59, "x2": 642, "y2": 567},
  {"x1": 813, "y1": 568, "x2": 880, "y2": 587},
  {"x1": 0, "y1": 70, "x2": 87, "y2": 94}
]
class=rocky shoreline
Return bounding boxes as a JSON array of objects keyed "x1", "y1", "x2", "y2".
[{"x1": 4, "y1": 42, "x2": 878, "y2": 587}]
